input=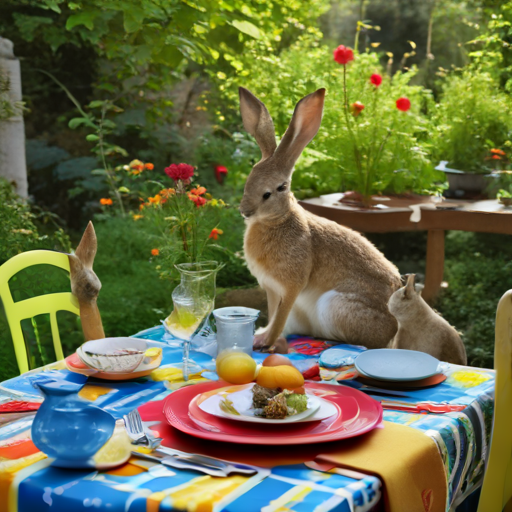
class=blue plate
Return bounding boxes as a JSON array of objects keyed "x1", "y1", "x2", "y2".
[{"x1": 354, "y1": 349, "x2": 441, "y2": 382}]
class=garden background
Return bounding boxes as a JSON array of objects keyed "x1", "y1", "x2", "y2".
[{"x1": 1, "y1": 0, "x2": 512, "y2": 381}]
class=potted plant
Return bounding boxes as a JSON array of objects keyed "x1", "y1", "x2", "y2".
[
  {"x1": 431, "y1": 70, "x2": 512, "y2": 198},
  {"x1": 330, "y1": 45, "x2": 442, "y2": 208}
]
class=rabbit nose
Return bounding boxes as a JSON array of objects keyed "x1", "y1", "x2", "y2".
[{"x1": 239, "y1": 206, "x2": 252, "y2": 219}]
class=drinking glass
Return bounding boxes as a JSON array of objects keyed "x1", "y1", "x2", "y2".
[{"x1": 164, "y1": 261, "x2": 219, "y2": 380}]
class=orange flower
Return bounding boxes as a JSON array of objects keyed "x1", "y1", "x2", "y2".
[
  {"x1": 151, "y1": 248, "x2": 159, "y2": 256},
  {"x1": 132, "y1": 214, "x2": 144, "y2": 221},
  {"x1": 492, "y1": 155, "x2": 502, "y2": 160},
  {"x1": 190, "y1": 186, "x2": 206, "y2": 196},
  {"x1": 148, "y1": 194, "x2": 162, "y2": 205},
  {"x1": 350, "y1": 101, "x2": 365, "y2": 117},
  {"x1": 145, "y1": 163, "x2": 154, "y2": 170},
  {"x1": 209, "y1": 228, "x2": 224, "y2": 240},
  {"x1": 100, "y1": 198, "x2": 113, "y2": 206},
  {"x1": 160, "y1": 188, "x2": 176, "y2": 199},
  {"x1": 129, "y1": 159, "x2": 144, "y2": 171},
  {"x1": 491, "y1": 148, "x2": 506, "y2": 156},
  {"x1": 188, "y1": 193, "x2": 207, "y2": 207}
]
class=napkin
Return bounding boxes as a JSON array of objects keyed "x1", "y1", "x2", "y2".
[{"x1": 316, "y1": 421, "x2": 447, "y2": 512}]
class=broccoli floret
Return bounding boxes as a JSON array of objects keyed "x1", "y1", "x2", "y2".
[{"x1": 286, "y1": 393, "x2": 308, "y2": 415}]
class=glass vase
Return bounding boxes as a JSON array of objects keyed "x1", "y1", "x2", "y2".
[{"x1": 163, "y1": 261, "x2": 220, "y2": 380}]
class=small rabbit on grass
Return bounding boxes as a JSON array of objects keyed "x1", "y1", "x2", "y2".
[
  {"x1": 239, "y1": 87, "x2": 401, "y2": 354},
  {"x1": 388, "y1": 274, "x2": 467, "y2": 365}
]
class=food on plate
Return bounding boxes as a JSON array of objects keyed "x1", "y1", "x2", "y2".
[
  {"x1": 256, "y1": 365, "x2": 304, "y2": 390},
  {"x1": 286, "y1": 392, "x2": 308, "y2": 414},
  {"x1": 262, "y1": 354, "x2": 294, "y2": 367},
  {"x1": 263, "y1": 392, "x2": 288, "y2": 419},
  {"x1": 215, "y1": 351, "x2": 304, "y2": 390},
  {"x1": 252, "y1": 385, "x2": 309, "y2": 419},
  {"x1": 252, "y1": 383, "x2": 279, "y2": 408},
  {"x1": 216, "y1": 352, "x2": 257, "y2": 385}
]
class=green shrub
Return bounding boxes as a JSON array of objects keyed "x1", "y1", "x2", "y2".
[
  {"x1": 431, "y1": 70, "x2": 512, "y2": 173},
  {"x1": 434, "y1": 231, "x2": 512, "y2": 368}
]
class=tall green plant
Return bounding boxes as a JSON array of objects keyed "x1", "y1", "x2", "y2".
[{"x1": 431, "y1": 70, "x2": 512, "y2": 173}]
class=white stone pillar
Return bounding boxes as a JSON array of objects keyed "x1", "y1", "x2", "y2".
[{"x1": 0, "y1": 37, "x2": 28, "y2": 197}]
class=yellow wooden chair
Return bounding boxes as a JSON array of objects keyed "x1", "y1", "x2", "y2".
[
  {"x1": 0, "y1": 250, "x2": 79, "y2": 375},
  {"x1": 477, "y1": 290, "x2": 512, "y2": 512}
]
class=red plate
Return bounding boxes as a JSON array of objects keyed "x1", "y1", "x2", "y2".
[{"x1": 163, "y1": 381, "x2": 383, "y2": 445}]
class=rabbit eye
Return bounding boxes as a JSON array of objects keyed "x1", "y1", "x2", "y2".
[
  {"x1": 262, "y1": 192, "x2": 271, "y2": 200},
  {"x1": 277, "y1": 183, "x2": 287, "y2": 192}
]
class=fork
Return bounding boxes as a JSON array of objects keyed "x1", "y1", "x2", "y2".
[
  {"x1": 124, "y1": 409, "x2": 258, "y2": 476},
  {"x1": 123, "y1": 408, "x2": 162, "y2": 449}
]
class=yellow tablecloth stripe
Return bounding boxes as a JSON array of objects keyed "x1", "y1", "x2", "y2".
[{"x1": 317, "y1": 421, "x2": 447, "y2": 512}]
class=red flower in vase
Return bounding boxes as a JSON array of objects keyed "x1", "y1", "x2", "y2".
[{"x1": 165, "y1": 163, "x2": 195, "y2": 183}]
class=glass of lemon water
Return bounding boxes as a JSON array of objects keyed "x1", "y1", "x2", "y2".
[{"x1": 164, "y1": 261, "x2": 220, "y2": 380}]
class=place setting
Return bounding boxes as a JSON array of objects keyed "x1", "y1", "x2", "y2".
[
  {"x1": 155, "y1": 308, "x2": 384, "y2": 446},
  {"x1": 64, "y1": 337, "x2": 163, "y2": 380}
]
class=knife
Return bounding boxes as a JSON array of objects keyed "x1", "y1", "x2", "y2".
[{"x1": 132, "y1": 448, "x2": 258, "y2": 476}]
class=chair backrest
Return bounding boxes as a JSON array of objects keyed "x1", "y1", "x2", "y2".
[
  {"x1": 477, "y1": 290, "x2": 512, "y2": 512},
  {"x1": 0, "y1": 250, "x2": 79, "y2": 375}
]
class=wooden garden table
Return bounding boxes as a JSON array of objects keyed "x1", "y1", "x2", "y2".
[{"x1": 299, "y1": 196, "x2": 512, "y2": 302}]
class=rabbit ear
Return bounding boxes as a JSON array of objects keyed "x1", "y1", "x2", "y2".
[
  {"x1": 273, "y1": 88, "x2": 326, "y2": 173},
  {"x1": 239, "y1": 87, "x2": 277, "y2": 161},
  {"x1": 75, "y1": 221, "x2": 97, "y2": 270},
  {"x1": 403, "y1": 274, "x2": 416, "y2": 298}
]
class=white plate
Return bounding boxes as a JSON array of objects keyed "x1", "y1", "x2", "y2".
[
  {"x1": 354, "y1": 348, "x2": 441, "y2": 382},
  {"x1": 196, "y1": 384, "x2": 336, "y2": 424}
]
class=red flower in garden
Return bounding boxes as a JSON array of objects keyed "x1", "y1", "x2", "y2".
[
  {"x1": 370, "y1": 74, "x2": 383, "y2": 87},
  {"x1": 215, "y1": 165, "x2": 228, "y2": 184},
  {"x1": 144, "y1": 163, "x2": 154, "y2": 170},
  {"x1": 350, "y1": 101, "x2": 365, "y2": 117},
  {"x1": 100, "y1": 198, "x2": 113, "y2": 206},
  {"x1": 396, "y1": 97, "x2": 411, "y2": 112},
  {"x1": 209, "y1": 228, "x2": 224, "y2": 240},
  {"x1": 333, "y1": 45, "x2": 354, "y2": 65},
  {"x1": 165, "y1": 163, "x2": 195, "y2": 183},
  {"x1": 188, "y1": 193, "x2": 207, "y2": 207},
  {"x1": 151, "y1": 248, "x2": 159, "y2": 256},
  {"x1": 491, "y1": 155, "x2": 502, "y2": 160}
]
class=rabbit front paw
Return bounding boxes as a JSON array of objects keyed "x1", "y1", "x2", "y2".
[{"x1": 253, "y1": 333, "x2": 288, "y2": 354}]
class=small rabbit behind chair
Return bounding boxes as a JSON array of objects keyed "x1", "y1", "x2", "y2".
[{"x1": 388, "y1": 274, "x2": 467, "y2": 365}]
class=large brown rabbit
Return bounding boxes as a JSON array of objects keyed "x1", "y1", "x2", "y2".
[{"x1": 239, "y1": 87, "x2": 401, "y2": 353}]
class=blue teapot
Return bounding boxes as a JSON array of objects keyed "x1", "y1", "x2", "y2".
[{"x1": 31, "y1": 372, "x2": 115, "y2": 468}]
